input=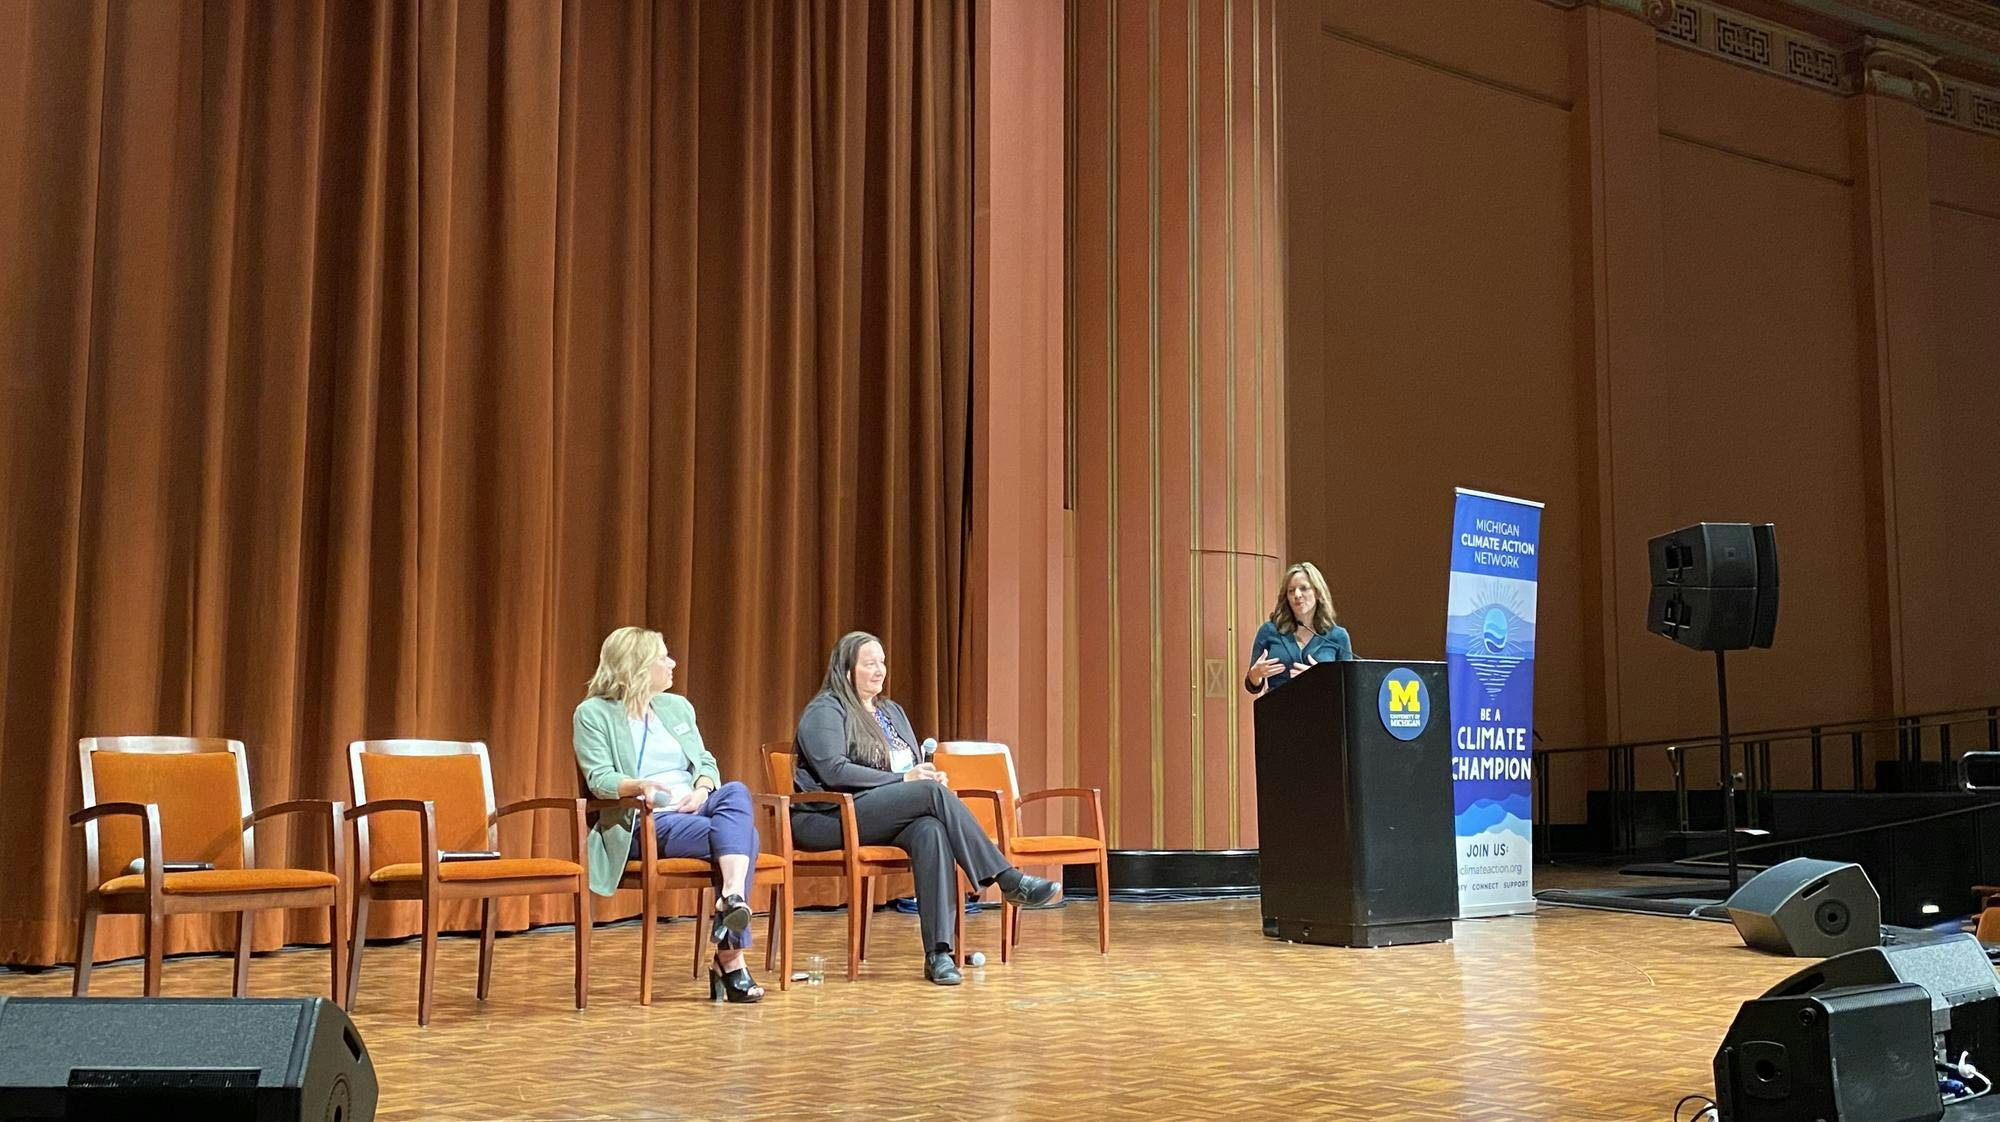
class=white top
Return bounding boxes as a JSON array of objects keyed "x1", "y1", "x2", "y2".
[{"x1": 631, "y1": 712, "x2": 694, "y2": 806}]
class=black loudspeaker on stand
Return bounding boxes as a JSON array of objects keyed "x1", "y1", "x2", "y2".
[
  {"x1": 0, "y1": 996, "x2": 376, "y2": 1122},
  {"x1": 1648, "y1": 522, "x2": 1779, "y2": 893}
]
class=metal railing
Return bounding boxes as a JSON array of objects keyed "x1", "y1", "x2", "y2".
[{"x1": 1531, "y1": 704, "x2": 2000, "y2": 856}]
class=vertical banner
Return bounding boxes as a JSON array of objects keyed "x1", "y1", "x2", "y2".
[{"x1": 1446, "y1": 487, "x2": 1543, "y2": 918}]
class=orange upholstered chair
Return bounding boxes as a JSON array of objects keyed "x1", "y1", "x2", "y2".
[
  {"x1": 585, "y1": 783, "x2": 795, "y2": 1003},
  {"x1": 70, "y1": 736, "x2": 347, "y2": 1002},
  {"x1": 345, "y1": 739, "x2": 589, "y2": 1026},
  {"x1": 934, "y1": 741, "x2": 1109, "y2": 959},
  {"x1": 760, "y1": 742, "x2": 967, "y2": 979}
]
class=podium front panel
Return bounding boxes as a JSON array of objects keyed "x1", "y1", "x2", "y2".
[{"x1": 1253, "y1": 659, "x2": 1456, "y2": 947}]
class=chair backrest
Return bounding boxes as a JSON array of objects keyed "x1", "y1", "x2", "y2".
[
  {"x1": 78, "y1": 736, "x2": 253, "y2": 885},
  {"x1": 348, "y1": 739, "x2": 495, "y2": 873},
  {"x1": 759, "y1": 742, "x2": 795, "y2": 795},
  {"x1": 933, "y1": 741, "x2": 1019, "y2": 842}
]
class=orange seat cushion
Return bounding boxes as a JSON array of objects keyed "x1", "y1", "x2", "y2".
[
  {"x1": 619, "y1": 852, "x2": 789, "y2": 880},
  {"x1": 1010, "y1": 834, "x2": 1104, "y2": 856},
  {"x1": 98, "y1": 868, "x2": 339, "y2": 896},
  {"x1": 369, "y1": 857, "x2": 581, "y2": 884},
  {"x1": 792, "y1": 845, "x2": 907, "y2": 866}
]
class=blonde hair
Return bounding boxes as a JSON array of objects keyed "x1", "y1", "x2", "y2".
[
  {"x1": 587, "y1": 626, "x2": 667, "y2": 716},
  {"x1": 1269, "y1": 562, "x2": 1337, "y2": 633}
]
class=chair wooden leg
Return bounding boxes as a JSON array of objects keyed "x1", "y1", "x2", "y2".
[
  {"x1": 476, "y1": 899, "x2": 496, "y2": 1001},
  {"x1": 779, "y1": 876, "x2": 794, "y2": 991},
  {"x1": 1096, "y1": 852, "x2": 1112, "y2": 953},
  {"x1": 1001, "y1": 902, "x2": 1015, "y2": 964},
  {"x1": 143, "y1": 911, "x2": 165, "y2": 997},
  {"x1": 329, "y1": 897, "x2": 349, "y2": 1009},
  {"x1": 691, "y1": 887, "x2": 712, "y2": 980},
  {"x1": 954, "y1": 876, "x2": 966, "y2": 967},
  {"x1": 71, "y1": 907, "x2": 98, "y2": 996},
  {"x1": 346, "y1": 892, "x2": 370, "y2": 1008},
  {"x1": 345, "y1": 891, "x2": 370, "y2": 1010},
  {"x1": 844, "y1": 873, "x2": 863, "y2": 981},
  {"x1": 417, "y1": 894, "x2": 439, "y2": 1027},
  {"x1": 857, "y1": 877, "x2": 872, "y2": 964},
  {"x1": 639, "y1": 880, "x2": 656, "y2": 1007},
  {"x1": 233, "y1": 911, "x2": 255, "y2": 997},
  {"x1": 573, "y1": 883, "x2": 590, "y2": 1011},
  {"x1": 764, "y1": 884, "x2": 779, "y2": 972}
]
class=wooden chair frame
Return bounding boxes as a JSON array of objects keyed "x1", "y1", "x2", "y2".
[
  {"x1": 345, "y1": 739, "x2": 588, "y2": 1026},
  {"x1": 587, "y1": 786, "x2": 795, "y2": 1003},
  {"x1": 937, "y1": 740, "x2": 1110, "y2": 960},
  {"x1": 70, "y1": 736, "x2": 348, "y2": 1004},
  {"x1": 760, "y1": 742, "x2": 967, "y2": 979}
]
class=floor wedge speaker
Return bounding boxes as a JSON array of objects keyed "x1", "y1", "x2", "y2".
[
  {"x1": 0, "y1": 996, "x2": 375, "y2": 1122},
  {"x1": 1761, "y1": 932, "x2": 2000, "y2": 1080},
  {"x1": 1723, "y1": 858, "x2": 1881, "y2": 958},
  {"x1": 1713, "y1": 982, "x2": 1943, "y2": 1122}
]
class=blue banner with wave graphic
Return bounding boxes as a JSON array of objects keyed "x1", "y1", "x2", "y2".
[{"x1": 1446, "y1": 487, "x2": 1543, "y2": 918}]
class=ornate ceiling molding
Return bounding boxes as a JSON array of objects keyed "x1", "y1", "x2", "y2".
[{"x1": 1838, "y1": 0, "x2": 2000, "y2": 54}]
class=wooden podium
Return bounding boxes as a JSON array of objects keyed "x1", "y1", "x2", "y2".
[{"x1": 1253, "y1": 659, "x2": 1456, "y2": 947}]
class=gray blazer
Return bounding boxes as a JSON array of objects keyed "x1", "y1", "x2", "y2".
[{"x1": 792, "y1": 692, "x2": 921, "y2": 809}]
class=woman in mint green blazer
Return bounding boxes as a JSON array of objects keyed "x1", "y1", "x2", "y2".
[{"x1": 573, "y1": 626, "x2": 764, "y2": 1003}]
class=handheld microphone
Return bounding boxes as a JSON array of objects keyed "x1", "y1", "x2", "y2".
[{"x1": 920, "y1": 737, "x2": 938, "y2": 762}]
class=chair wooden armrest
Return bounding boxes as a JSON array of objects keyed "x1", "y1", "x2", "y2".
[
  {"x1": 70, "y1": 801, "x2": 158, "y2": 827},
  {"x1": 493, "y1": 796, "x2": 589, "y2": 820},
  {"x1": 344, "y1": 799, "x2": 439, "y2": 881},
  {"x1": 751, "y1": 793, "x2": 793, "y2": 858},
  {"x1": 956, "y1": 788, "x2": 1013, "y2": 851},
  {"x1": 787, "y1": 792, "x2": 861, "y2": 859},
  {"x1": 344, "y1": 798, "x2": 435, "y2": 822},
  {"x1": 245, "y1": 799, "x2": 347, "y2": 877},
  {"x1": 70, "y1": 802, "x2": 165, "y2": 897},
  {"x1": 585, "y1": 795, "x2": 650, "y2": 814},
  {"x1": 1016, "y1": 787, "x2": 1107, "y2": 841},
  {"x1": 493, "y1": 797, "x2": 588, "y2": 864}
]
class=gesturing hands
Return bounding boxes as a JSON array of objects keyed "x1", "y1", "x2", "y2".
[{"x1": 1248, "y1": 653, "x2": 1284, "y2": 687}]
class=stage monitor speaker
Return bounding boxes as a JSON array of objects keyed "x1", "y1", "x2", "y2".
[
  {"x1": 0, "y1": 996, "x2": 375, "y2": 1122},
  {"x1": 1723, "y1": 857, "x2": 1881, "y2": 959},
  {"x1": 1762, "y1": 933, "x2": 2000, "y2": 1054},
  {"x1": 1647, "y1": 522, "x2": 1778, "y2": 651},
  {"x1": 1713, "y1": 982, "x2": 1942, "y2": 1122}
]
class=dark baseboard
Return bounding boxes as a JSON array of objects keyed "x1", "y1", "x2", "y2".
[{"x1": 1060, "y1": 849, "x2": 1259, "y2": 900}]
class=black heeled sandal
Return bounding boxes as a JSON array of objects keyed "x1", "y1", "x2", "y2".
[
  {"x1": 708, "y1": 953, "x2": 765, "y2": 1003},
  {"x1": 711, "y1": 893, "x2": 752, "y2": 944}
]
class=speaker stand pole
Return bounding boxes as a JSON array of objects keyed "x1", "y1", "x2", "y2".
[{"x1": 1716, "y1": 649, "x2": 1741, "y2": 893}]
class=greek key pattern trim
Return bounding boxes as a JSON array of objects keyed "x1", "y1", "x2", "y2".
[{"x1": 1654, "y1": 2, "x2": 1858, "y2": 94}]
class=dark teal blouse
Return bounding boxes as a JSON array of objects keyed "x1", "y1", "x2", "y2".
[{"x1": 1245, "y1": 619, "x2": 1356, "y2": 693}]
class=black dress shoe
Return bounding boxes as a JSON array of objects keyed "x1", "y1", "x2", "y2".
[
  {"x1": 1000, "y1": 872, "x2": 1063, "y2": 910},
  {"x1": 925, "y1": 951, "x2": 963, "y2": 986}
]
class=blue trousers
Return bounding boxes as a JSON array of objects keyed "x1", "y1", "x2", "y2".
[{"x1": 629, "y1": 781, "x2": 759, "y2": 950}]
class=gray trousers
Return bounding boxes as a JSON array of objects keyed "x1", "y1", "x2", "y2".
[{"x1": 790, "y1": 779, "x2": 1011, "y2": 953}]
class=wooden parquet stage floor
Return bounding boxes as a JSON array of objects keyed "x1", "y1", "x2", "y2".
[{"x1": 0, "y1": 895, "x2": 1844, "y2": 1121}]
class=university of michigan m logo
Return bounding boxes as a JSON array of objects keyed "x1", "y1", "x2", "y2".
[{"x1": 1387, "y1": 678, "x2": 1421, "y2": 714}]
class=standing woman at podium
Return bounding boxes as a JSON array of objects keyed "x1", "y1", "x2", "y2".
[{"x1": 1244, "y1": 561, "x2": 1356, "y2": 695}]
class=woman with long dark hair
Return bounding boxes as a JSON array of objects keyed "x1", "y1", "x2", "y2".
[{"x1": 790, "y1": 631, "x2": 1061, "y2": 985}]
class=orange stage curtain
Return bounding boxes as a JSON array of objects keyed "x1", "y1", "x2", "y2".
[{"x1": 0, "y1": 0, "x2": 970, "y2": 966}]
